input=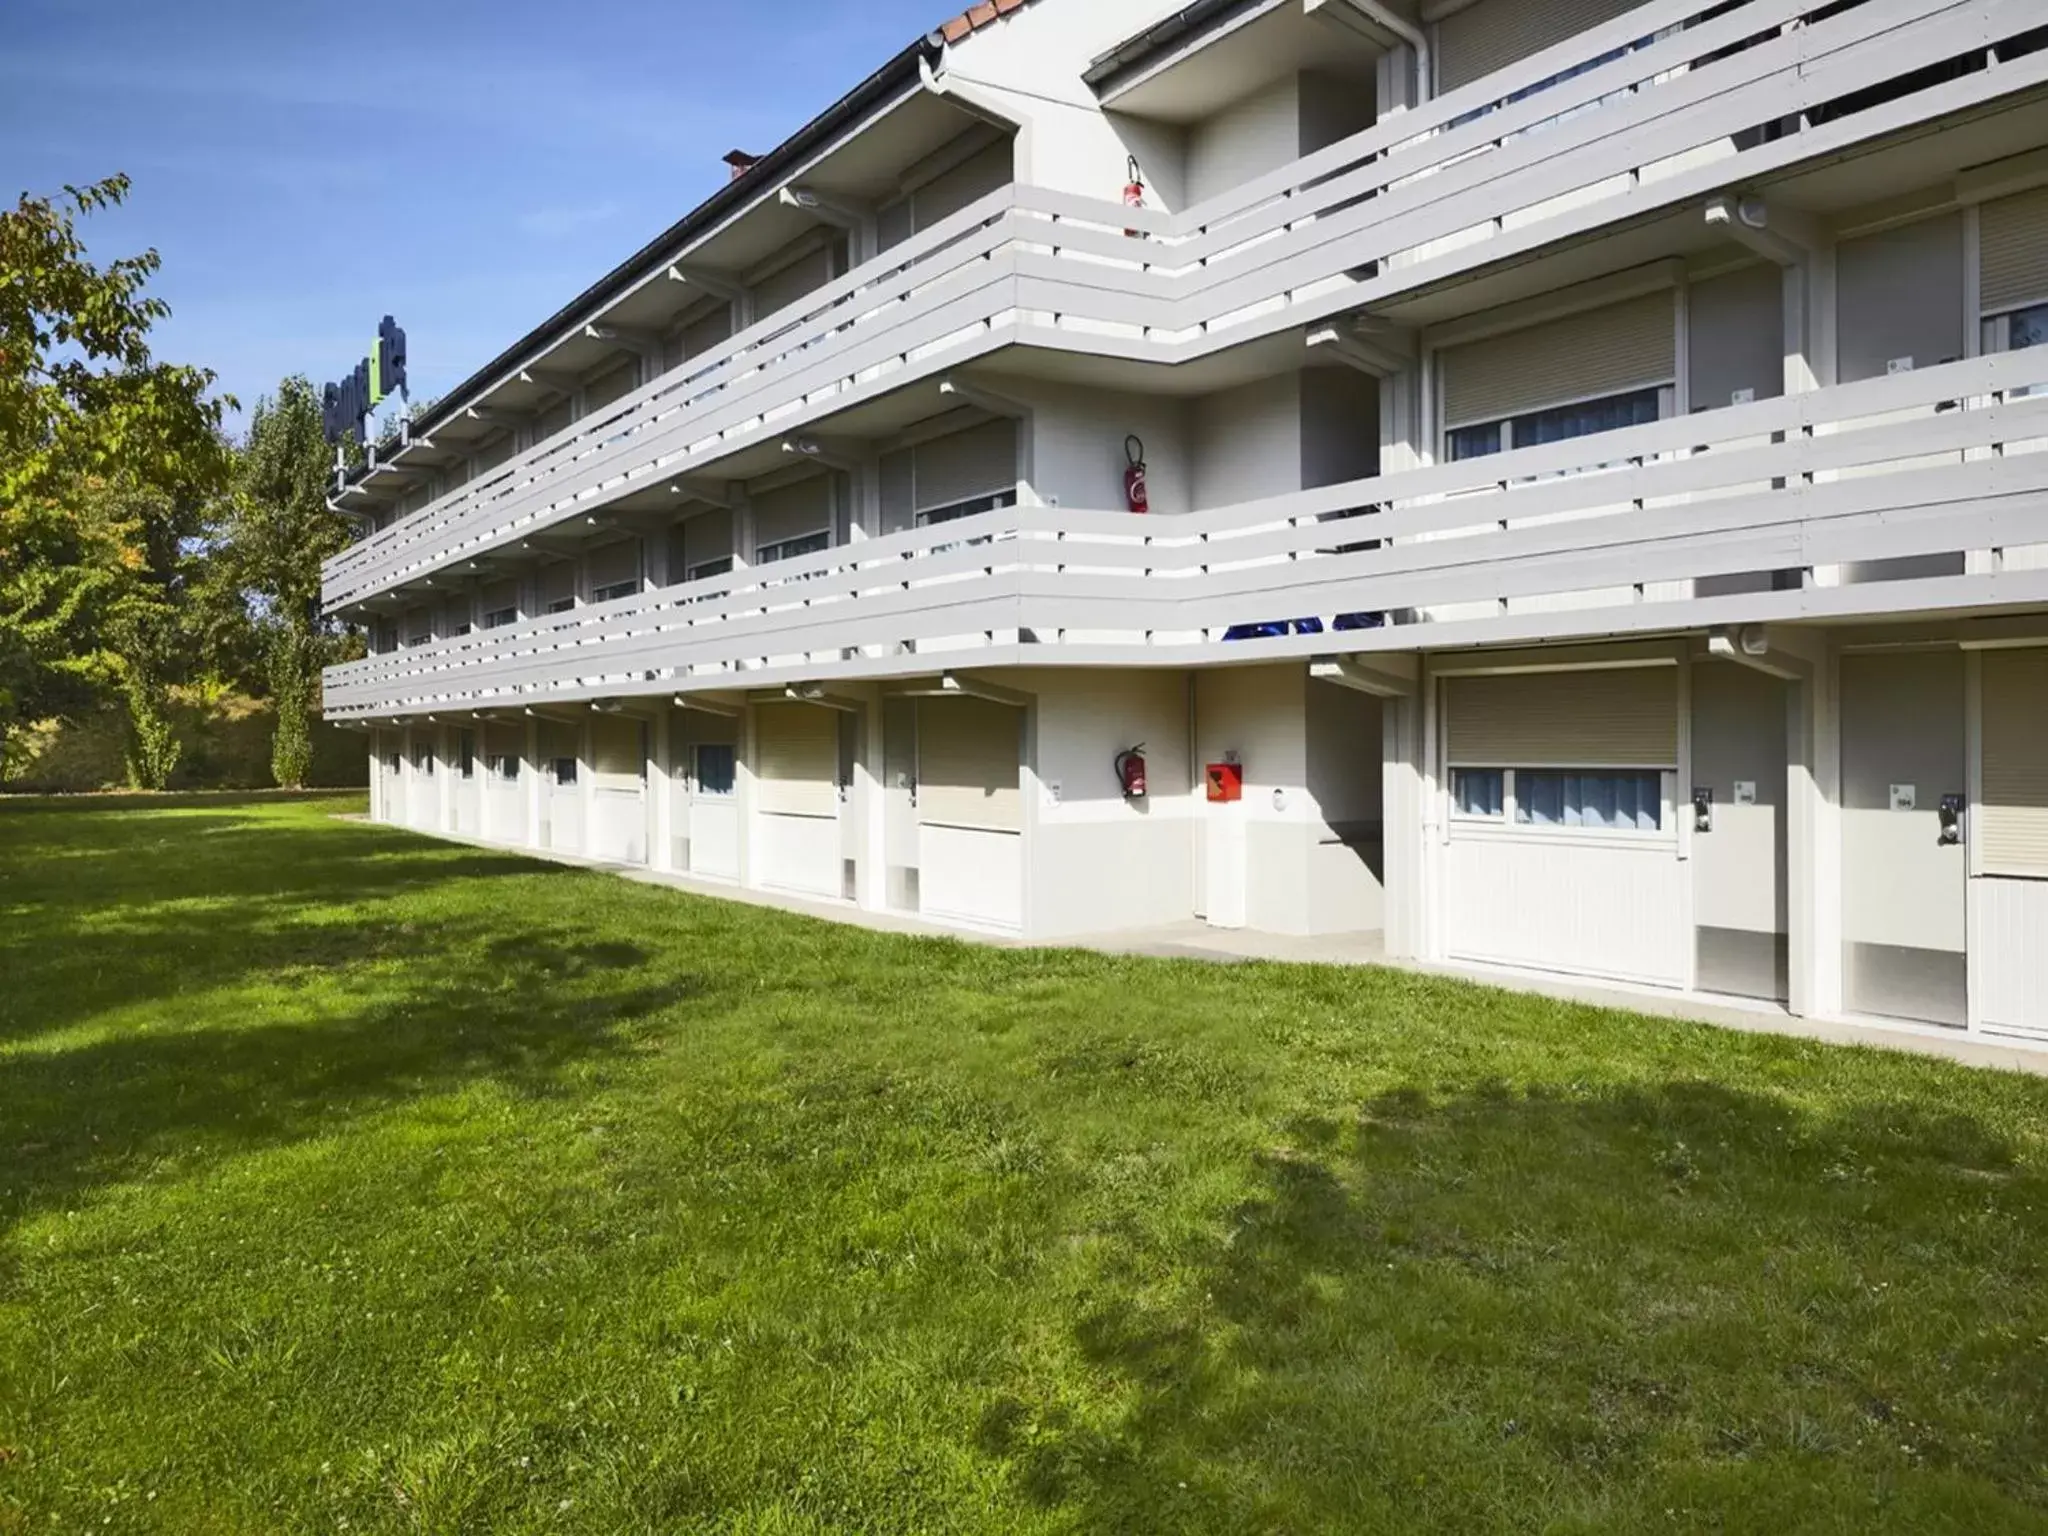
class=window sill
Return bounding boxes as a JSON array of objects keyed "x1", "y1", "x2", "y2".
[{"x1": 1448, "y1": 823, "x2": 1675, "y2": 853}]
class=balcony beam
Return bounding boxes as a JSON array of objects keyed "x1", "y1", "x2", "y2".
[
  {"x1": 1700, "y1": 626, "x2": 1814, "y2": 682},
  {"x1": 1311, "y1": 654, "x2": 1417, "y2": 697},
  {"x1": 672, "y1": 694, "x2": 742, "y2": 718},
  {"x1": 1306, "y1": 315, "x2": 1416, "y2": 378},
  {"x1": 670, "y1": 476, "x2": 746, "y2": 509},
  {"x1": 1704, "y1": 193, "x2": 1826, "y2": 267},
  {"x1": 781, "y1": 433, "x2": 867, "y2": 474},
  {"x1": 518, "y1": 367, "x2": 581, "y2": 398},
  {"x1": 778, "y1": 186, "x2": 871, "y2": 231},
  {"x1": 584, "y1": 322, "x2": 664, "y2": 362}
]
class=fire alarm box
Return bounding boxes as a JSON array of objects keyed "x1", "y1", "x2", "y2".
[{"x1": 1205, "y1": 761, "x2": 1243, "y2": 802}]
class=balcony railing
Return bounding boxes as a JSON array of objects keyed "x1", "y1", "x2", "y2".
[
  {"x1": 324, "y1": 348, "x2": 2048, "y2": 717},
  {"x1": 324, "y1": 0, "x2": 2048, "y2": 613}
]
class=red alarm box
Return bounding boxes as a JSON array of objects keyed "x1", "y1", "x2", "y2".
[{"x1": 1205, "y1": 761, "x2": 1243, "y2": 802}]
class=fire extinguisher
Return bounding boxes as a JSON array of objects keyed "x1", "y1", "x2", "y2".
[
  {"x1": 1123, "y1": 433, "x2": 1149, "y2": 515},
  {"x1": 1114, "y1": 743, "x2": 1148, "y2": 800},
  {"x1": 1123, "y1": 155, "x2": 1145, "y2": 238}
]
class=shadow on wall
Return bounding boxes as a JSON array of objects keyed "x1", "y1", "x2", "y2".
[{"x1": 977, "y1": 1081, "x2": 2048, "y2": 1530}]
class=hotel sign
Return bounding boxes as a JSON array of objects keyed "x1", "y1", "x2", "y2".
[{"x1": 322, "y1": 316, "x2": 408, "y2": 445}]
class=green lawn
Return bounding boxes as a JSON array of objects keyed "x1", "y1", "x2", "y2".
[{"x1": 4, "y1": 796, "x2": 2048, "y2": 1533}]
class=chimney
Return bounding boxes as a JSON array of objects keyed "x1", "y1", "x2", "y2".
[{"x1": 723, "y1": 149, "x2": 760, "y2": 183}]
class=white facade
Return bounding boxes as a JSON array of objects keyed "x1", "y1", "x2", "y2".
[{"x1": 326, "y1": 0, "x2": 2048, "y2": 1047}]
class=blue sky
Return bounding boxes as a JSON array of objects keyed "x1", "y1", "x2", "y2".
[{"x1": 2, "y1": 0, "x2": 947, "y2": 431}]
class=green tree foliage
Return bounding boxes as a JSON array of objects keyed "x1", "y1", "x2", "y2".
[
  {"x1": 223, "y1": 376, "x2": 357, "y2": 787},
  {"x1": 0, "y1": 175, "x2": 229, "y2": 774}
]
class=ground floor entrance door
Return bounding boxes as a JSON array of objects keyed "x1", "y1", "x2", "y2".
[
  {"x1": 1691, "y1": 664, "x2": 1789, "y2": 1001},
  {"x1": 1839, "y1": 650, "x2": 1967, "y2": 1026}
]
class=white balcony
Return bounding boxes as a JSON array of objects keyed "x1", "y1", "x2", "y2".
[
  {"x1": 323, "y1": 0, "x2": 2048, "y2": 619},
  {"x1": 324, "y1": 348, "x2": 2048, "y2": 718}
]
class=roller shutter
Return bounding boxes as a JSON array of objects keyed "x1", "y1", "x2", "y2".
[
  {"x1": 588, "y1": 538, "x2": 641, "y2": 596},
  {"x1": 480, "y1": 578, "x2": 519, "y2": 617},
  {"x1": 913, "y1": 418, "x2": 1017, "y2": 511},
  {"x1": 755, "y1": 704, "x2": 838, "y2": 817},
  {"x1": 538, "y1": 560, "x2": 577, "y2": 609},
  {"x1": 1980, "y1": 647, "x2": 2048, "y2": 876},
  {"x1": 591, "y1": 716, "x2": 644, "y2": 790},
  {"x1": 1445, "y1": 666, "x2": 1677, "y2": 766},
  {"x1": 584, "y1": 360, "x2": 637, "y2": 414},
  {"x1": 1436, "y1": 0, "x2": 1643, "y2": 93},
  {"x1": 673, "y1": 305, "x2": 732, "y2": 369},
  {"x1": 484, "y1": 723, "x2": 523, "y2": 772},
  {"x1": 537, "y1": 398, "x2": 573, "y2": 441},
  {"x1": 752, "y1": 242, "x2": 836, "y2": 322},
  {"x1": 1981, "y1": 187, "x2": 2048, "y2": 315},
  {"x1": 917, "y1": 698, "x2": 1022, "y2": 831},
  {"x1": 911, "y1": 138, "x2": 1011, "y2": 232},
  {"x1": 1441, "y1": 291, "x2": 1674, "y2": 427},
  {"x1": 672, "y1": 509, "x2": 734, "y2": 578},
  {"x1": 751, "y1": 476, "x2": 834, "y2": 552}
]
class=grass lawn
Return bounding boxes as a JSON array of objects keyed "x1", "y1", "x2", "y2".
[{"x1": 4, "y1": 796, "x2": 2048, "y2": 1533}]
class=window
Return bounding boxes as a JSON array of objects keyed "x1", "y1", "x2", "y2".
[
  {"x1": 916, "y1": 488, "x2": 1015, "y2": 552},
  {"x1": 592, "y1": 579, "x2": 639, "y2": 604},
  {"x1": 1515, "y1": 770, "x2": 1662, "y2": 832},
  {"x1": 1986, "y1": 303, "x2": 2048, "y2": 398},
  {"x1": 686, "y1": 556, "x2": 734, "y2": 581},
  {"x1": 1451, "y1": 768, "x2": 1504, "y2": 819},
  {"x1": 551, "y1": 757, "x2": 578, "y2": 787},
  {"x1": 1447, "y1": 768, "x2": 1667, "y2": 834},
  {"x1": 755, "y1": 530, "x2": 830, "y2": 564},
  {"x1": 915, "y1": 489, "x2": 1015, "y2": 528},
  {"x1": 482, "y1": 606, "x2": 518, "y2": 629},
  {"x1": 1447, "y1": 386, "x2": 1664, "y2": 463},
  {"x1": 457, "y1": 731, "x2": 477, "y2": 779},
  {"x1": 693, "y1": 742, "x2": 736, "y2": 797},
  {"x1": 415, "y1": 749, "x2": 435, "y2": 777},
  {"x1": 406, "y1": 631, "x2": 433, "y2": 648},
  {"x1": 449, "y1": 621, "x2": 472, "y2": 638},
  {"x1": 487, "y1": 753, "x2": 519, "y2": 782},
  {"x1": 544, "y1": 596, "x2": 577, "y2": 615}
]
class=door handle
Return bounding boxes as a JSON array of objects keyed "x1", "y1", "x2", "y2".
[
  {"x1": 1939, "y1": 792, "x2": 1965, "y2": 846},
  {"x1": 1691, "y1": 786, "x2": 1713, "y2": 834}
]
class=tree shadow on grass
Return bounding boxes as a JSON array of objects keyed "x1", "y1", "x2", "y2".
[
  {"x1": 0, "y1": 918, "x2": 694, "y2": 1240},
  {"x1": 0, "y1": 809, "x2": 570, "y2": 1042},
  {"x1": 980, "y1": 1080, "x2": 2048, "y2": 1532}
]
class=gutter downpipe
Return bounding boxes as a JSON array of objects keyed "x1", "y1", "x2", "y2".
[{"x1": 1345, "y1": 0, "x2": 1431, "y2": 105}]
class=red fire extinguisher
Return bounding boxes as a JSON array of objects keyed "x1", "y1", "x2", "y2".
[
  {"x1": 1114, "y1": 743, "x2": 1148, "y2": 800},
  {"x1": 1123, "y1": 155, "x2": 1145, "y2": 238},
  {"x1": 1123, "y1": 433, "x2": 1148, "y2": 515}
]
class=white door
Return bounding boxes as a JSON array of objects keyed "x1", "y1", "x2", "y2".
[
  {"x1": 1839, "y1": 651, "x2": 1967, "y2": 1026},
  {"x1": 588, "y1": 715, "x2": 647, "y2": 864},
  {"x1": 753, "y1": 703, "x2": 841, "y2": 897},
  {"x1": 915, "y1": 697, "x2": 1023, "y2": 930},
  {"x1": 1691, "y1": 665, "x2": 1789, "y2": 1001}
]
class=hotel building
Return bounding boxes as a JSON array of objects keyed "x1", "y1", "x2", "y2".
[{"x1": 325, "y1": 0, "x2": 2048, "y2": 1043}]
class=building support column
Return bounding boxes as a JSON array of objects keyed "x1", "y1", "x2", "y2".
[
  {"x1": 525, "y1": 714, "x2": 544, "y2": 851},
  {"x1": 652, "y1": 707, "x2": 674, "y2": 874},
  {"x1": 1785, "y1": 641, "x2": 1841, "y2": 1019}
]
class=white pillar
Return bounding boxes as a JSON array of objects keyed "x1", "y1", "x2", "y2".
[
  {"x1": 652, "y1": 708, "x2": 675, "y2": 873},
  {"x1": 1380, "y1": 690, "x2": 1423, "y2": 960}
]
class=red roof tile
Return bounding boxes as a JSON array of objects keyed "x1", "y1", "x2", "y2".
[{"x1": 935, "y1": 0, "x2": 1029, "y2": 45}]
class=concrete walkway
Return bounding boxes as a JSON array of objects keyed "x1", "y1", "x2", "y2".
[{"x1": 363, "y1": 817, "x2": 2048, "y2": 1078}]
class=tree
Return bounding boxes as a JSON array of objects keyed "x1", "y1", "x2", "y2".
[
  {"x1": 225, "y1": 376, "x2": 356, "y2": 787},
  {"x1": 0, "y1": 175, "x2": 228, "y2": 772}
]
